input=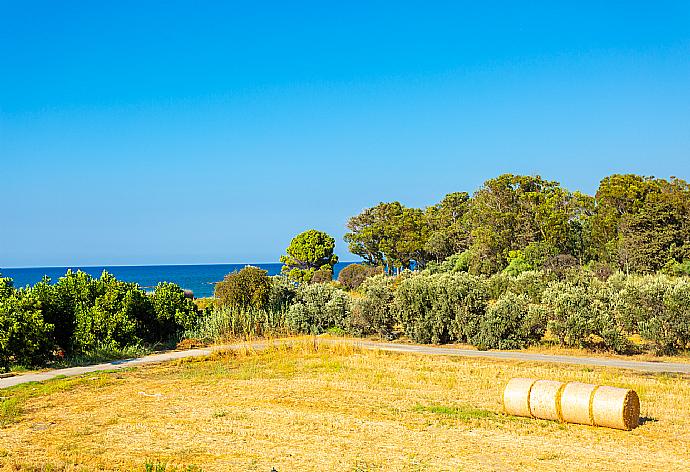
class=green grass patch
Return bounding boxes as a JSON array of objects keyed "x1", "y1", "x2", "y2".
[{"x1": 413, "y1": 403, "x2": 497, "y2": 420}]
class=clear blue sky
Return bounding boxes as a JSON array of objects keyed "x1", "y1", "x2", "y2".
[{"x1": 1, "y1": 1, "x2": 689, "y2": 267}]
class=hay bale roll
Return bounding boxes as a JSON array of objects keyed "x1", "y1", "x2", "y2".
[
  {"x1": 560, "y1": 382, "x2": 597, "y2": 426},
  {"x1": 529, "y1": 380, "x2": 565, "y2": 421},
  {"x1": 502, "y1": 378, "x2": 640, "y2": 430},
  {"x1": 503, "y1": 378, "x2": 536, "y2": 417},
  {"x1": 591, "y1": 386, "x2": 640, "y2": 430}
]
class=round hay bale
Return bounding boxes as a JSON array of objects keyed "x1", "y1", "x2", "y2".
[
  {"x1": 503, "y1": 378, "x2": 536, "y2": 417},
  {"x1": 560, "y1": 382, "x2": 597, "y2": 426},
  {"x1": 529, "y1": 380, "x2": 565, "y2": 421},
  {"x1": 591, "y1": 386, "x2": 640, "y2": 430}
]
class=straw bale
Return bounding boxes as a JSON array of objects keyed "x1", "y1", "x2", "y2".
[
  {"x1": 503, "y1": 377, "x2": 536, "y2": 417},
  {"x1": 529, "y1": 380, "x2": 565, "y2": 421},
  {"x1": 560, "y1": 382, "x2": 597, "y2": 426},
  {"x1": 591, "y1": 386, "x2": 640, "y2": 430}
]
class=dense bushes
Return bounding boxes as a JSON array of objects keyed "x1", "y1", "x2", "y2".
[
  {"x1": 337, "y1": 263, "x2": 384, "y2": 290},
  {"x1": 0, "y1": 286, "x2": 53, "y2": 369},
  {"x1": 615, "y1": 275, "x2": 690, "y2": 354},
  {"x1": 5, "y1": 262, "x2": 690, "y2": 369},
  {"x1": 0, "y1": 270, "x2": 199, "y2": 369},
  {"x1": 190, "y1": 266, "x2": 690, "y2": 355},
  {"x1": 286, "y1": 283, "x2": 350, "y2": 334},
  {"x1": 473, "y1": 293, "x2": 546, "y2": 350},
  {"x1": 348, "y1": 274, "x2": 396, "y2": 337},
  {"x1": 214, "y1": 266, "x2": 271, "y2": 311}
]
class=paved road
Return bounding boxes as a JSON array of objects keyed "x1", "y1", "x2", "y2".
[{"x1": 2, "y1": 339, "x2": 689, "y2": 389}]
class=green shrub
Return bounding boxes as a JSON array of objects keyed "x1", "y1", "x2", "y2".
[
  {"x1": 473, "y1": 292, "x2": 546, "y2": 349},
  {"x1": 395, "y1": 273, "x2": 489, "y2": 344},
  {"x1": 150, "y1": 282, "x2": 199, "y2": 339},
  {"x1": 0, "y1": 289, "x2": 53, "y2": 370},
  {"x1": 426, "y1": 251, "x2": 471, "y2": 275},
  {"x1": 394, "y1": 274, "x2": 439, "y2": 343},
  {"x1": 337, "y1": 263, "x2": 384, "y2": 290},
  {"x1": 348, "y1": 274, "x2": 396, "y2": 337},
  {"x1": 214, "y1": 266, "x2": 271, "y2": 311},
  {"x1": 33, "y1": 270, "x2": 102, "y2": 353},
  {"x1": 72, "y1": 273, "x2": 151, "y2": 352},
  {"x1": 542, "y1": 277, "x2": 631, "y2": 353},
  {"x1": 503, "y1": 250, "x2": 533, "y2": 276},
  {"x1": 310, "y1": 267, "x2": 334, "y2": 284},
  {"x1": 286, "y1": 283, "x2": 350, "y2": 334},
  {"x1": 268, "y1": 276, "x2": 297, "y2": 311},
  {"x1": 616, "y1": 275, "x2": 690, "y2": 354}
]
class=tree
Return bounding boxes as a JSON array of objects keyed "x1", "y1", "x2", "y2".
[
  {"x1": 280, "y1": 230, "x2": 339, "y2": 283},
  {"x1": 345, "y1": 202, "x2": 429, "y2": 272},
  {"x1": 590, "y1": 175, "x2": 690, "y2": 273},
  {"x1": 465, "y1": 174, "x2": 581, "y2": 274},
  {"x1": 424, "y1": 192, "x2": 471, "y2": 262}
]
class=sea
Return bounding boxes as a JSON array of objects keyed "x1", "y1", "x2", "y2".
[{"x1": 0, "y1": 262, "x2": 355, "y2": 298}]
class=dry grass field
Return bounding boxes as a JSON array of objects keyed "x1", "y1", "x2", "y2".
[{"x1": 1, "y1": 339, "x2": 689, "y2": 471}]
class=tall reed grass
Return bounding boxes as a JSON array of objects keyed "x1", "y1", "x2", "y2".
[{"x1": 185, "y1": 306, "x2": 290, "y2": 342}]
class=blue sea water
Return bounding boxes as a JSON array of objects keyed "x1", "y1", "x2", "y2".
[{"x1": 0, "y1": 263, "x2": 355, "y2": 298}]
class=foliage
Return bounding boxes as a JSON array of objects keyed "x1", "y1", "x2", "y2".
[
  {"x1": 268, "y1": 276, "x2": 297, "y2": 311},
  {"x1": 214, "y1": 266, "x2": 271, "y2": 311},
  {"x1": 541, "y1": 277, "x2": 631, "y2": 353},
  {"x1": 186, "y1": 306, "x2": 288, "y2": 342},
  {"x1": 465, "y1": 174, "x2": 586, "y2": 274},
  {"x1": 286, "y1": 283, "x2": 350, "y2": 334},
  {"x1": 0, "y1": 270, "x2": 201, "y2": 368},
  {"x1": 71, "y1": 272, "x2": 153, "y2": 353},
  {"x1": 0, "y1": 289, "x2": 53, "y2": 370},
  {"x1": 280, "y1": 229, "x2": 338, "y2": 283},
  {"x1": 337, "y1": 263, "x2": 384, "y2": 290},
  {"x1": 424, "y1": 192, "x2": 471, "y2": 262},
  {"x1": 310, "y1": 267, "x2": 333, "y2": 284},
  {"x1": 473, "y1": 292, "x2": 546, "y2": 350},
  {"x1": 345, "y1": 202, "x2": 429, "y2": 271},
  {"x1": 347, "y1": 274, "x2": 396, "y2": 337},
  {"x1": 590, "y1": 174, "x2": 690, "y2": 273},
  {"x1": 395, "y1": 272, "x2": 489, "y2": 344},
  {"x1": 615, "y1": 275, "x2": 690, "y2": 354},
  {"x1": 426, "y1": 250, "x2": 471, "y2": 274},
  {"x1": 503, "y1": 250, "x2": 533, "y2": 276},
  {"x1": 151, "y1": 282, "x2": 199, "y2": 339}
]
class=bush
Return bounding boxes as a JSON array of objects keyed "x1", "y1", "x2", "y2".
[
  {"x1": 394, "y1": 274, "x2": 439, "y2": 343},
  {"x1": 214, "y1": 266, "x2": 271, "y2": 311},
  {"x1": 286, "y1": 284, "x2": 350, "y2": 334},
  {"x1": 33, "y1": 270, "x2": 102, "y2": 353},
  {"x1": 337, "y1": 263, "x2": 384, "y2": 290},
  {"x1": 71, "y1": 273, "x2": 152, "y2": 353},
  {"x1": 348, "y1": 274, "x2": 396, "y2": 337},
  {"x1": 0, "y1": 288, "x2": 53, "y2": 370},
  {"x1": 473, "y1": 292, "x2": 546, "y2": 349},
  {"x1": 616, "y1": 275, "x2": 690, "y2": 354},
  {"x1": 151, "y1": 282, "x2": 199, "y2": 339},
  {"x1": 268, "y1": 276, "x2": 297, "y2": 312},
  {"x1": 426, "y1": 251, "x2": 471, "y2": 275},
  {"x1": 310, "y1": 267, "x2": 333, "y2": 284},
  {"x1": 542, "y1": 277, "x2": 631, "y2": 353},
  {"x1": 395, "y1": 273, "x2": 489, "y2": 344}
]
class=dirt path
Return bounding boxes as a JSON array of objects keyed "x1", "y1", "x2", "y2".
[{"x1": 2, "y1": 339, "x2": 689, "y2": 389}]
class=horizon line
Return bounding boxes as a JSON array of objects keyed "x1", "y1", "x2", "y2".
[{"x1": 0, "y1": 261, "x2": 361, "y2": 270}]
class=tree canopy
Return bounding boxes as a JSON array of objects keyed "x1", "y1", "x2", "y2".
[
  {"x1": 280, "y1": 229, "x2": 339, "y2": 283},
  {"x1": 344, "y1": 173, "x2": 690, "y2": 276}
]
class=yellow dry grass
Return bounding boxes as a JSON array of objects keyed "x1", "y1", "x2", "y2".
[{"x1": 1, "y1": 339, "x2": 689, "y2": 471}]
